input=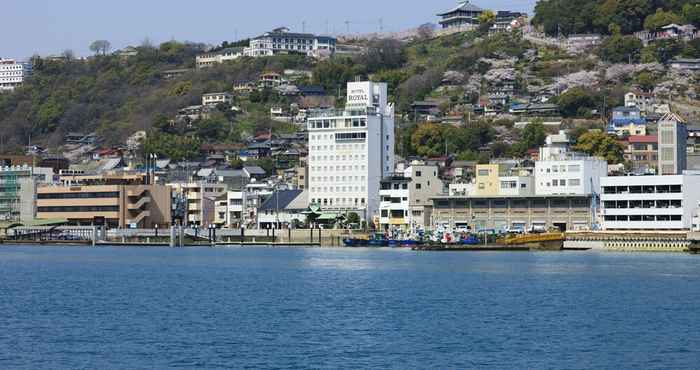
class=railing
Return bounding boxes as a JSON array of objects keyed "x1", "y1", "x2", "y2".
[{"x1": 127, "y1": 197, "x2": 151, "y2": 210}]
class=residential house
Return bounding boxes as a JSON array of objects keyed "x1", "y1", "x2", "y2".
[{"x1": 256, "y1": 189, "x2": 308, "y2": 229}]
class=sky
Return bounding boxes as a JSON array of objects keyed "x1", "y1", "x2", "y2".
[{"x1": 1, "y1": 0, "x2": 538, "y2": 60}]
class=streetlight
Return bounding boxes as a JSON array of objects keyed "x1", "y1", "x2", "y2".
[{"x1": 275, "y1": 175, "x2": 283, "y2": 230}]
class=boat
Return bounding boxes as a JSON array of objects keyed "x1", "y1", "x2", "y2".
[
  {"x1": 343, "y1": 233, "x2": 389, "y2": 247},
  {"x1": 460, "y1": 235, "x2": 481, "y2": 245}
]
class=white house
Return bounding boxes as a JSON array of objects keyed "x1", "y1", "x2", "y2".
[{"x1": 202, "y1": 92, "x2": 233, "y2": 106}]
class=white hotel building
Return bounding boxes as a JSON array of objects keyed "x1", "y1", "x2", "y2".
[
  {"x1": 307, "y1": 81, "x2": 395, "y2": 221},
  {"x1": 244, "y1": 28, "x2": 336, "y2": 58},
  {"x1": 601, "y1": 174, "x2": 700, "y2": 230},
  {"x1": 0, "y1": 59, "x2": 32, "y2": 92}
]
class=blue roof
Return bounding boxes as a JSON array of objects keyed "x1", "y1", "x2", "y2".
[{"x1": 610, "y1": 118, "x2": 646, "y2": 126}]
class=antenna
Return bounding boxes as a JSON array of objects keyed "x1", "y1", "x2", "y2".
[
  {"x1": 302, "y1": 21, "x2": 306, "y2": 33},
  {"x1": 379, "y1": 18, "x2": 384, "y2": 32},
  {"x1": 345, "y1": 21, "x2": 350, "y2": 34}
]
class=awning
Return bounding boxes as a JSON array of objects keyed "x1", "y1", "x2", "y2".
[{"x1": 317, "y1": 213, "x2": 340, "y2": 221}]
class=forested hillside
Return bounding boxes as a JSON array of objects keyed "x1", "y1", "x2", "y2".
[{"x1": 533, "y1": 0, "x2": 700, "y2": 36}]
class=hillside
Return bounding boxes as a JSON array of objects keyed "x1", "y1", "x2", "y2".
[{"x1": 0, "y1": 2, "x2": 699, "y2": 164}]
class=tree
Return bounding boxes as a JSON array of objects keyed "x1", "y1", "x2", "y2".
[
  {"x1": 357, "y1": 39, "x2": 406, "y2": 74},
  {"x1": 346, "y1": 212, "x2": 361, "y2": 226},
  {"x1": 598, "y1": 34, "x2": 643, "y2": 63},
  {"x1": 557, "y1": 87, "x2": 598, "y2": 117},
  {"x1": 596, "y1": 0, "x2": 653, "y2": 35},
  {"x1": 410, "y1": 123, "x2": 446, "y2": 157},
  {"x1": 634, "y1": 71, "x2": 656, "y2": 91},
  {"x1": 684, "y1": 3, "x2": 700, "y2": 27},
  {"x1": 416, "y1": 23, "x2": 435, "y2": 40},
  {"x1": 478, "y1": 10, "x2": 496, "y2": 33},
  {"x1": 574, "y1": 131, "x2": 624, "y2": 164},
  {"x1": 641, "y1": 39, "x2": 684, "y2": 63},
  {"x1": 644, "y1": 8, "x2": 683, "y2": 30},
  {"x1": 509, "y1": 122, "x2": 547, "y2": 156},
  {"x1": 89, "y1": 40, "x2": 111, "y2": 55},
  {"x1": 683, "y1": 38, "x2": 700, "y2": 58}
]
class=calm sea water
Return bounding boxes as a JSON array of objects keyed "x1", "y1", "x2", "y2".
[{"x1": 1, "y1": 246, "x2": 699, "y2": 369}]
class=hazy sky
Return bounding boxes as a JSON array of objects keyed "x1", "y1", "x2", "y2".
[{"x1": 1, "y1": 0, "x2": 537, "y2": 60}]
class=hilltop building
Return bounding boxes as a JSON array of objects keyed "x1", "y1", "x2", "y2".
[
  {"x1": 243, "y1": 27, "x2": 336, "y2": 58},
  {"x1": 0, "y1": 59, "x2": 32, "y2": 92},
  {"x1": 307, "y1": 81, "x2": 395, "y2": 222},
  {"x1": 437, "y1": 1, "x2": 484, "y2": 31},
  {"x1": 196, "y1": 47, "x2": 243, "y2": 68}
]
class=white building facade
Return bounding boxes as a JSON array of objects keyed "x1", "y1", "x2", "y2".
[
  {"x1": 0, "y1": 59, "x2": 32, "y2": 92},
  {"x1": 307, "y1": 81, "x2": 395, "y2": 222},
  {"x1": 535, "y1": 157, "x2": 607, "y2": 196},
  {"x1": 244, "y1": 28, "x2": 336, "y2": 58},
  {"x1": 601, "y1": 174, "x2": 700, "y2": 230}
]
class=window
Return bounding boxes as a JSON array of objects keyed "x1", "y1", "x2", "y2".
[
  {"x1": 416, "y1": 183, "x2": 422, "y2": 190},
  {"x1": 569, "y1": 179, "x2": 581, "y2": 186},
  {"x1": 416, "y1": 171, "x2": 422, "y2": 177},
  {"x1": 478, "y1": 169, "x2": 490, "y2": 176}
]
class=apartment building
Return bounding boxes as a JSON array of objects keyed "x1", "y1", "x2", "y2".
[
  {"x1": 0, "y1": 59, "x2": 32, "y2": 91},
  {"x1": 0, "y1": 166, "x2": 40, "y2": 222},
  {"x1": 623, "y1": 135, "x2": 658, "y2": 174},
  {"x1": 214, "y1": 191, "x2": 248, "y2": 228},
  {"x1": 243, "y1": 28, "x2": 336, "y2": 58},
  {"x1": 379, "y1": 162, "x2": 442, "y2": 231},
  {"x1": 307, "y1": 81, "x2": 395, "y2": 221},
  {"x1": 169, "y1": 182, "x2": 227, "y2": 227},
  {"x1": 536, "y1": 132, "x2": 607, "y2": 196},
  {"x1": 473, "y1": 163, "x2": 535, "y2": 197},
  {"x1": 37, "y1": 180, "x2": 172, "y2": 228},
  {"x1": 601, "y1": 174, "x2": 700, "y2": 230}
]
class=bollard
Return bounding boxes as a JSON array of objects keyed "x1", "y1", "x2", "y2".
[
  {"x1": 169, "y1": 226, "x2": 176, "y2": 248},
  {"x1": 91, "y1": 226, "x2": 97, "y2": 247}
]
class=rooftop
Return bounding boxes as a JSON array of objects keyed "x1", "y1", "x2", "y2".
[{"x1": 438, "y1": 1, "x2": 484, "y2": 16}]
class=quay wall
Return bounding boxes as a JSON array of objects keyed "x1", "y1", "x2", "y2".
[{"x1": 565, "y1": 231, "x2": 692, "y2": 252}]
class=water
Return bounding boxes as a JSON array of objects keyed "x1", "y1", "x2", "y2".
[{"x1": 1, "y1": 246, "x2": 699, "y2": 369}]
